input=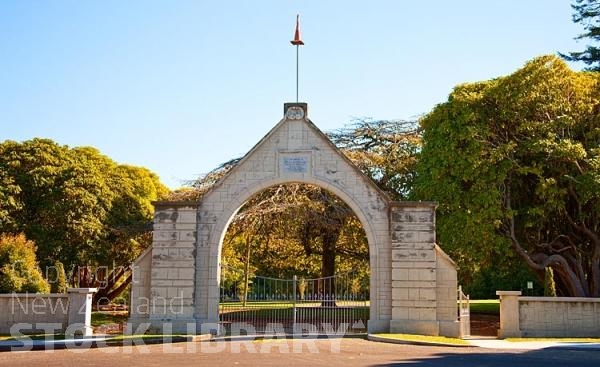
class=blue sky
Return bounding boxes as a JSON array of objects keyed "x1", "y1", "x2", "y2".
[{"x1": 0, "y1": 1, "x2": 584, "y2": 188}]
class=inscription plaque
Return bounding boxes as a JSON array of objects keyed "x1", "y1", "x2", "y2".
[{"x1": 282, "y1": 156, "x2": 308, "y2": 173}]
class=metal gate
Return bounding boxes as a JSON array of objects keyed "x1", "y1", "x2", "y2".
[
  {"x1": 458, "y1": 286, "x2": 471, "y2": 338},
  {"x1": 219, "y1": 265, "x2": 369, "y2": 336}
]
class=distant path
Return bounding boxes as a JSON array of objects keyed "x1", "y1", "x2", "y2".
[{"x1": 2, "y1": 338, "x2": 599, "y2": 367}]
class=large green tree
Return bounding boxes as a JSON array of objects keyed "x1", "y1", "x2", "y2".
[
  {"x1": 0, "y1": 139, "x2": 168, "y2": 301},
  {"x1": 414, "y1": 55, "x2": 600, "y2": 297},
  {"x1": 328, "y1": 119, "x2": 421, "y2": 201},
  {"x1": 561, "y1": 0, "x2": 600, "y2": 71}
]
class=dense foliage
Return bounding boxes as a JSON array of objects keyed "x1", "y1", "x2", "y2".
[
  {"x1": 0, "y1": 233, "x2": 49, "y2": 293},
  {"x1": 0, "y1": 138, "x2": 168, "y2": 300},
  {"x1": 328, "y1": 119, "x2": 421, "y2": 201},
  {"x1": 561, "y1": 0, "x2": 600, "y2": 71},
  {"x1": 414, "y1": 56, "x2": 600, "y2": 297}
]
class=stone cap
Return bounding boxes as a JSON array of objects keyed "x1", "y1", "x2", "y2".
[
  {"x1": 67, "y1": 288, "x2": 98, "y2": 294},
  {"x1": 519, "y1": 296, "x2": 600, "y2": 303},
  {"x1": 389, "y1": 201, "x2": 438, "y2": 209},
  {"x1": 496, "y1": 290, "x2": 522, "y2": 296},
  {"x1": 152, "y1": 200, "x2": 199, "y2": 209}
]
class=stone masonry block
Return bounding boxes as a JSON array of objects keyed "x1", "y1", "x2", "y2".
[
  {"x1": 176, "y1": 210, "x2": 198, "y2": 223},
  {"x1": 153, "y1": 222, "x2": 196, "y2": 231},
  {"x1": 153, "y1": 230, "x2": 179, "y2": 241},
  {"x1": 392, "y1": 280, "x2": 436, "y2": 289},
  {"x1": 179, "y1": 247, "x2": 195, "y2": 259},
  {"x1": 179, "y1": 230, "x2": 197, "y2": 241},
  {"x1": 167, "y1": 268, "x2": 179, "y2": 280},
  {"x1": 392, "y1": 223, "x2": 434, "y2": 232},
  {"x1": 392, "y1": 249, "x2": 436, "y2": 262},
  {"x1": 391, "y1": 210, "x2": 434, "y2": 223},
  {"x1": 172, "y1": 280, "x2": 194, "y2": 287},
  {"x1": 153, "y1": 260, "x2": 195, "y2": 268},
  {"x1": 151, "y1": 268, "x2": 168, "y2": 279},
  {"x1": 154, "y1": 210, "x2": 180, "y2": 223},
  {"x1": 420, "y1": 288, "x2": 436, "y2": 301},
  {"x1": 392, "y1": 288, "x2": 408, "y2": 300},
  {"x1": 392, "y1": 242, "x2": 435, "y2": 250},
  {"x1": 392, "y1": 230, "x2": 435, "y2": 244},
  {"x1": 152, "y1": 280, "x2": 173, "y2": 287},
  {"x1": 152, "y1": 241, "x2": 185, "y2": 247},
  {"x1": 420, "y1": 269, "x2": 436, "y2": 281},
  {"x1": 392, "y1": 307, "x2": 409, "y2": 320},
  {"x1": 179, "y1": 268, "x2": 195, "y2": 280},
  {"x1": 392, "y1": 269, "x2": 409, "y2": 281},
  {"x1": 392, "y1": 261, "x2": 437, "y2": 269}
]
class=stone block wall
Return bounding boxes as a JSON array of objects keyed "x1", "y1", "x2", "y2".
[
  {"x1": 0, "y1": 289, "x2": 96, "y2": 335},
  {"x1": 129, "y1": 246, "x2": 152, "y2": 319},
  {"x1": 519, "y1": 297, "x2": 600, "y2": 337},
  {"x1": 146, "y1": 202, "x2": 198, "y2": 330},
  {"x1": 390, "y1": 202, "x2": 437, "y2": 335},
  {"x1": 497, "y1": 292, "x2": 600, "y2": 337},
  {"x1": 435, "y1": 245, "x2": 460, "y2": 337},
  {"x1": 0, "y1": 294, "x2": 69, "y2": 333},
  {"x1": 389, "y1": 202, "x2": 459, "y2": 337}
]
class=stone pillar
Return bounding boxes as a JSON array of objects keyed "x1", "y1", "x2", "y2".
[
  {"x1": 66, "y1": 288, "x2": 97, "y2": 337},
  {"x1": 496, "y1": 290, "x2": 522, "y2": 338},
  {"x1": 148, "y1": 201, "x2": 198, "y2": 333},
  {"x1": 390, "y1": 202, "x2": 439, "y2": 335}
]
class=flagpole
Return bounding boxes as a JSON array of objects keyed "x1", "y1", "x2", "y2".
[
  {"x1": 296, "y1": 44, "x2": 299, "y2": 102},
  {"x1": 291, "y1": 14, "x2": 304, "y2": 103}
]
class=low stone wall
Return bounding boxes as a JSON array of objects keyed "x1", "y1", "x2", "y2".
[
  {"x1": 497, "y1": 291, "x2": 600, "y2": 338},
  {"x1": 0, "y1": 288, "x2": 97, "y2": 336},
  {"x1": 0, "y1": 293, "x2": 69, "y2": 333}
]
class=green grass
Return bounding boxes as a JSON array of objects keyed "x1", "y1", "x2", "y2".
[
  {"x1": 220, "y1": 303, "x2": 369, "y2": 319},
  {"x1": 469, "y1": 300, "x2": 499, "y2": 315},
  {"x1": 91, "y1": 311, "x2": 128, "y2": 328},
  {"x1": 373, "y1": 333, "x2": 470, "y2": 346}
]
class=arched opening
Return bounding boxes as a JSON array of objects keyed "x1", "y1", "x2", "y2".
[{"x1": 217, "y1": 182, "x2": 370, "y2": 335}]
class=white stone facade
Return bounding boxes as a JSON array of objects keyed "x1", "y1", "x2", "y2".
[{"x1": 129, "y1": 103, "x2": 459, "y2": 336}]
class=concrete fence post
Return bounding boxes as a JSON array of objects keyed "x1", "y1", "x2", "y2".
[
  {"x1": 496, "y1": 290, "x2": 522, "y2": 338},
  {"x1": 67, "y1": 288, "x2": 98, "y2": 337}
]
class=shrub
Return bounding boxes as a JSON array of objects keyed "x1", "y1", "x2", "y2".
[
  {"x1": 544, "y1": 267, "x2": 557, "y2": 297},
  {"x1": 0, "y1": 233, "x2": 49, "y2": 293},
  {"x1": 49, "y1": 260, "x2": 68, "y2": 293}
]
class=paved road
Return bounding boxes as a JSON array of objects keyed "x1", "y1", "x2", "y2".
[{"x1": 2, "y1": 338, "x2": 599, "y2": 367}]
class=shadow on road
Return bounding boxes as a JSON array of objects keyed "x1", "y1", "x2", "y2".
[{"x1": 372, "y1": 348, "x2": 600, "y2": 367}]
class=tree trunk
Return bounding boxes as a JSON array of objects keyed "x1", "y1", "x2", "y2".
[
  {"x1": 320, "y1": 229, "x2": 340, "y2": 307},
  {"x1": 321, "y1": 232, "x2": 337, "y2": 279}
]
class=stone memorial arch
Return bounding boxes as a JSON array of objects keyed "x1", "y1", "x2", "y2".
[{"x1": 128, "y1": 103, "x2": 460, "y2": 336}]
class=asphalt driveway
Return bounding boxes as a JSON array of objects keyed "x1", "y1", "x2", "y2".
[{"x1": 2, "y1": 338, "x2": 600, "y2": 367}]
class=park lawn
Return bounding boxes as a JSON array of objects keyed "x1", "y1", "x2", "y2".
[
  {"x1": 469, "y1": 299, "x2": 499, "y2": 315},
  {"x1": 91, "y1": 311, "x2": 129, "y2": 328}
]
